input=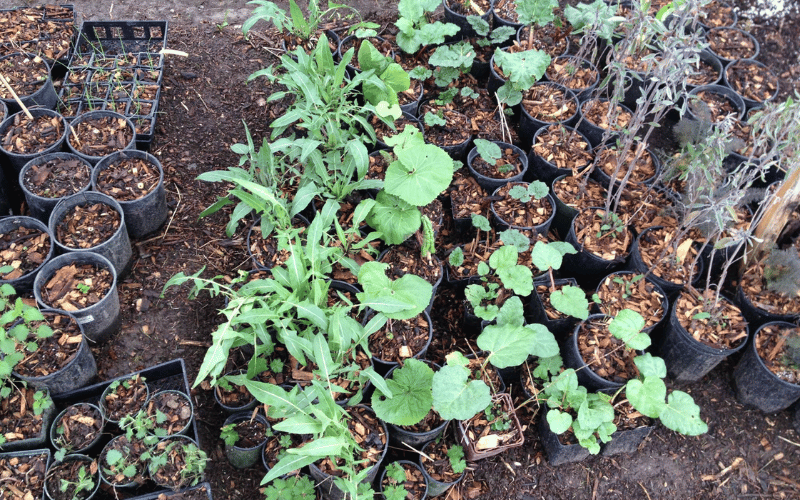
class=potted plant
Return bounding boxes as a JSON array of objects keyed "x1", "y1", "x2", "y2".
[
  {"x1": 44, "y1": 454, "x2": 99, "y2": 500},
  {"x1": 418, "y1": 429, "x2": 467, "y2": 497},
  {"x1": 99, "y1": 373, "x2": 149, "y2": 425},
  {"x1": 98, "y1": 434, "x2": 149, "y2": 489},
  {"x1": 490, "y1": 181, "x2": 555, "y2": 235},
  {"x1": 0, "y1": 448, "x2": 51, "y2": 500},
  {"x1": 467, "y1": 138, "x2": 529, "y2": 192},
  {"x1": 220, "y1": 410, "x2": 269, "y2": 469},
  {"x1": 144, "y1": 435, "x2": 207, "y2": 491},
  {"x1": 378, "y1": 461, "x2": 428, "y2": 500},
  {"x1": 50, "y1": 403, "x2": 104, "y2": 459}
]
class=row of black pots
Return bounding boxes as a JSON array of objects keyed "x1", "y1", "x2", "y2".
[{"x1": 0, "y1": 216, "x2": 123, "y2": 342}]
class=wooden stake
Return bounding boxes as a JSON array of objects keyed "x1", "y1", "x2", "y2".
[
  {"x1": 0, "y1": 73, "x2": 33, "y2": 120},
  {"x1": 750, "y1": 164, "x2": 800, "y2": 263}
]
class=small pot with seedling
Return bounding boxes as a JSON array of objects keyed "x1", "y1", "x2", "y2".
[
  {"x1": 418, "y1": 428, "x2": 467, "y2": 497},
  {"x1": 379, "y1": 460, "x2": 429, "y2": 500},
  {"x1": 33, "y1": 251, "x2": 121, "y2": 344},
  {"x1": 50, "y1": 403, "x2": 105, "y2": 458},
  {"x1": 418, "y1": 92, "x2": 474, "y2": 162},
  {"x1": 528, "y1": 123, "x2": 594, "y2": 185},
  {"x1": 490, "y1": 180, "x2": 555, "y2": 236},
  {"x1": 563, "y1": 207, "x2": 632, "y2": 282},
  {"x1": 99, "y1": 373, "x2": 150, "y2": 425},
  {"x1": 467, "y1": 138, "x2": 529, "y2": 192},
  {"x1": 44, "y1": 454, "x2": 100, "y2": 500},
  {"x1": 0, "y1": 216, "x2": 54, "y2": 293},
  {"x1": 220, "y1": 410, "x2": 270, "y2": 469},
  {"x1": 98, "y1": 434, "x2": 149, "y2": 489},
  {"x1": 262, "y1": 474, "x2": 317, "y2": 500},
  {"x1": 144, "y1": 435, "x2": 207, "y2": 491}
]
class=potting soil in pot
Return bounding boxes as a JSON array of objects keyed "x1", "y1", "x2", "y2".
[
  {"x1": 0, "y1": 225, "x2": 50, "y2": 281},
  {"x1": 56, "y1": 202, "x2": 121, "y2": 249}
]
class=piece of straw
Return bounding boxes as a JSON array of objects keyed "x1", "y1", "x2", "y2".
[{"x1": 0, "y1": 73, "x2": 33, "y2": 120}]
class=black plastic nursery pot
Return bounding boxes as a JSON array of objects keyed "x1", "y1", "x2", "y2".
[
  {"x1": 723, "y1": 58, "x2": 780, "y2": 110},
  {"x1": 544, "y1": 55, "x2": 599, "y2": 102},
  {"x1": 538, "y1": 405, "x2": 592, "y2": 466},
  {"x1": 49, "y1": 402, "x2": 106, "y2": 457},
  {"x1": 49, "y1": 191, "x2": 133, "y2": 277},
  {"x1": 563, "y1": 314, "x2": 633, "y2": 393},
  {"x1": 0, "y1": 388, "x2": 55, "y2": 452},
  {"x1": 562, "y1": 208, "x2": 631, "y2": 285},
  {"x1": 214, "y1": 370, "x2": 258, "y2": 414},
  {"x1": 44, "y1": 453, "x2": 101, "y2": 500},
  {"x1": 600, "y1": 423, "x2": 654, "y2": 457},
  {"x1": 593, "y1": 270, "x2": 670, "y2": 336},
  {"x1": 99, "y1": 434, "x2": 148, "y2": 490},
  {"x1": 466, "y1": 141, "x2": 529, "y2": 193},
  {"x1": 309, "y1": 406, "x2": 389, "y2": 500},
  {"x1": 65, "y1": 110, "x2": 137, "y2": 165},
  {"x1": 627, "y1": 226, "x2": 702, "y2": 300},
  {"x1": 733, "y1": 322, "x2": 800, "y2": 413},
  {"x1": 686, "y1": 84, "x2": 746, "y2": 122},
  {"x1": 686, "y1": 49, "x2": 724, "y2": 92},
  {"x1": 0, "y1": 448, "x2": 51, "y2": 500},
  {"x1": 575, "y1": 98, "x2": 635, "y2": 149},
  {"x1": 527, "y1": 125, "x2": 593, "y2": 186},
  {"x1": 705, "y1": 27, "x2": 760, "y2": 65},
  {"x1": 0, "y1": 108, "x2": 68, "y2": 173},
  {"x1": 492, "y1": 0, "x2": 523, "y2": 31},
  {"x1": 91, "y1": 149, "x2": 168, "y2": 238},
  {"x1": 734, "y1": 283, "x2": 800, "y2": 332},
  {"x1": 147, "y1": 435, "x2": 205, "y2": 491},
  {"x1": 223, "y1": 411, "x2": 269, "y2": 469},
  {"x1": 0, "y1": 215, "x2": 55, "y2": 293},
  {"x1": 653, "y1": 293, "x2": 748, "y2": 383},
  {"x1": 519, "y1": 83, "x2": 580, "y2": 149},
  {"x1": 13, "y1": 311, "x2": 98, "y2": 396},
  {"x1": 419, "y1": 437, "x2": 466, "y2": 497},
  {"x1": 0, "y1": 53, "x2": 59, "y2": 113},
  {"x1": 365, "y1": 309, "x2": 435, "y2": 376},
  {"x1": 442, "y1": 0, "x2": 493, "y2": 39},
  {"x1": 456, "y1": 393, "x2": 524, "y2": 461},
  {"x1": 590, "y1": 142, "x2": 662, "y2": 189},
  {"x1": 490, "y1": 184, "x2": 555, "y2": 236},
  {"x1": 20, "y1": 153, "x2": 94, "y2": 224},
  {"x1": 33, "y1": 251, "x2": 121, "y2": 344},
  {"x1": 379, "y1": 460, "x2": 429, "y2": 500}
]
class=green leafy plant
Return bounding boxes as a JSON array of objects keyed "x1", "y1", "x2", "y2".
[
  {"x1": 58, "y1": 463, "x2": 96, "y2": 499},
  {"x1": 220, "y1": 423, "x2": 239, "y2": 447},
  {"x1": 428, "y1": 40, "x2": 477, "y2": 87},
  {"x1": 357, "y1": 40, "x2": 411, "y2": 114},
  {"x1": 360, "y1": 127, "x2": 453, "y2": 246},
  {"x1": 467, "y1": 16, "x2": 517, "y2": 47},
  {"x1": 493, "y1": 48, "x2": 551, "y2": 107},
  {"x1": 395, "y1": 0, "x2": 460, "y2": 54},
  {"x1": 143, "y1": 438, "x2": 208, "y2": 491},
  {"x1": 473, "y1": 139, "x2": 518, "y2": 174},
  {"x1": 508, "y1": 181, "x2": 548, "y2": 203},
  {"x1": 119, "y1": 409, "x2": 166, "y2": 442},
  {"x1": 563, "y1": 0, "x2": 622, "y2": 42},
  {"x1": 463, "y1": 245, "x2": 534, "y2": 321},
  {"x1": 263, "y1": 475, "x2": 317, "y2": 500},
  {"x1": 382, "y1": 462, "x2": 411, "y2": 500},
  {"x1": 446, "y1": 444, "x2": 466, "y2": 474},
  {"x1": 372, "y1": 358, "x2": 434, "y2": 426},
  {"x1": 516, "y1": 0, "x2": 559, "y2": 26},
  {"x1": 76, "y1": 283, "x2": 90, "y2": 294},
  {"x1": 243, "y1": 0, "x2": 354, "y2": 42}
]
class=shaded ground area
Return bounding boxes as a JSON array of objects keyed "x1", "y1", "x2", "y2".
[{"x1": 28, "y1": 0, "x2": 800, "y2": 499}]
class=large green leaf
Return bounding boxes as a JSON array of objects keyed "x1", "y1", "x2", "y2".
[
  {"x1": 372, "y1": 359, "x2": 434, "y2": 426},
  {"x1": 549, "y1": 285, "x2": 589, "y2": 320},
  {"x1": 432, "y1": 363, "x2": 491, "y2": 421},
  {"x1": 546, "y1": 409, "x2": 573, "y2": 434},
  {"x1": 384, "y1": 144, "x2": 453, "y2": 207},
  {"x1": 493, "y1": 48, "x2": 551, "y2": 90},
  {"x1": 608, "y1": 309, "x2": 650, "y2": 350},
  {"x1": 659, "y1": 390, "x2": 708, "y2": 436},
  {"x1": 625, "y1": 378, "x2": 667, "y2": 418},
  {"x1": 356, "y1": 261, "x2": 432, "y2": 320},
  {"x1": 366, "y1": 191, "x2": 421, "y2": 245}
]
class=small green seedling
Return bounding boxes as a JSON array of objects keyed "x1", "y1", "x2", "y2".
[
  {"x1": 446, "y1": 444, "x2": 466, "y2": 474},
  {"x1": 263, "y1": 475, "x2": 316, "y2": 500},
  {"x1": 508, "y1": 181, "x2": 548, "y2": 203},
  {"x1": 474, "y1": 139, "x2": 515, "y2": 174}
]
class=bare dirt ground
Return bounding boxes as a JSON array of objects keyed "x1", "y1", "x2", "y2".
[{"x1": 7, "y1": 0, "x2": 800, "y2": 499}]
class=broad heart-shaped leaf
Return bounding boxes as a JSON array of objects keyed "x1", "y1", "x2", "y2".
[
  {"x1": 489, "y1": 245, "x2": 517, "y2": 271},
  {"x1": 357, "y1": 261, "x2": 432, "y2": 320},
  {"x1": 384, "y1": 144, "x2": 453, "y2": 207},
  {"x1": 659, "y1": 390, "x2": 708, "y2": 436},
  {"x1": 478, "y1": 321, "x2": 558, "y2": 369},
  {"x1": 381, "y1": 63, "x2": 411, "y2": 94},
  {"x1": 494, "y1": 295, "x2": 524, "y2": 328},
  {"x1": 371, "y1": 359, "x2": 434, "y2": 426},
  {"x1": 428, "y1": 42, "x2": 475, "y2": 69},
  {"x1": 358, "y1": 40, "x2": 390, "y2": 75},
  {"x1": 549, "y1": 285, "x2": 589, "y2": 320},
  {"x1": 525, "y1": 323, "x2": 560, "y2": 358},
  {"x1": 516, "y1": 0, "x2": 558, "y2": 25},
  {"x1": 625, "y1": 377, "x2": 667, "y2": 418},
  {"x1": 530, "y1": 241, "x2": 577, "y2": 271},
  {"x1": 432, "y1": 363, "x2": 491, "y2": 421},
  {"x1": 634, "y1": 353, "x2": 667, "y2": 379},
  {"x1": 497, "y1": 265, "x2": 533, "y2": 297},
  {"x1": 608, "y1": 309, "x2": 650, "y2": 350},
  {"x1": 366, "y1": 191, "x2": 421, "y2": 245},
  {"x1": 546, "y1": 409, "x2": 573, "y2": 434},
  {"x1": 493, "y1": 48, "x2": 551, "y2": 90}
]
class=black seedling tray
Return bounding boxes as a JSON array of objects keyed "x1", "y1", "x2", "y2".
[
  {"x1": 52, "y1": 359, "x2": 202, "y2": 500},
  {"x1": 76, "y1": 21, "x2": 168, "y2": 56}
]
